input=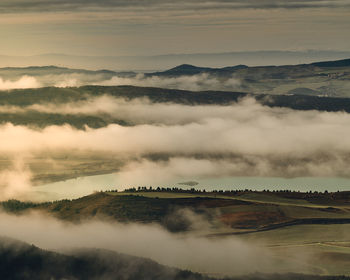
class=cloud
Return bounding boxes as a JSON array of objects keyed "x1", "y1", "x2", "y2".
[
  {"x1": 0, "y1": 76, "x2": 40, "y2": 90},
  {"x1": 29, "y1": 95, "x2": 246, "y2": 125},
  {"x1": 0, "y1": 158, "x2": 32, "y2": 200},
  {"x1": 0, "y1": 211, "x2": 317, "y2": 276},
  {"x1": 1, "y1": 97, "x2": 350, "y2": 182},
  {"x1": 0, "y1": 73, "x2": 241, "y2": 91},
  {"x1": 41, "y1": 73, "x2": 114, "y2": 88},
  {"x1": 0, "y1": 0, "x2": 348, "y2": 14},
  {"x1": 115, "y1": 157, "x2": 258, "y2": 186},
  {"x1": 113, "y1": 155, "x2": 350, "y2": 187},
  {"x1": 97, "y1": 73, "x2": 241, "y2": 91}
]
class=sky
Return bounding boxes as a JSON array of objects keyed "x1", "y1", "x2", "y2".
[{"x1": 0, "y1": 0, "x2": 349, "y2": 57}]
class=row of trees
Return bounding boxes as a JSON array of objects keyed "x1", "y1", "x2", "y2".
[{"x1": 111, "y1": 186, "x2": 337, "y2": 195}]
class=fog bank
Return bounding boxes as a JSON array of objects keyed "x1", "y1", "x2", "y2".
[
  {"x1": 2, "y1": 97, "x2": 350, "y2": 197},
  {"x1": 0, "y1": 73, "x2": 241, "y2": 91},
  {"x1": 0, "y1": 211, "x2": 315, "y2": 276}
]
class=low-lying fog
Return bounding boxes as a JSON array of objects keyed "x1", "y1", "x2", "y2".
[
  {"x1": 0, "y1": 73, "x2": 349, "y2": 277},
  {"x1": 0, "y1": 210, "x2": 323, "y2": 276},
  {"x1": 0, "y1": 73, "x2": 241, "y2": 91},
  {"x1": 1, "y1": 95, "x2": 350, "y2": 200}
]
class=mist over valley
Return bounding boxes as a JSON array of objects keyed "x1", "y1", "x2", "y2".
[{"x1": 0, "y1": 0, "x2": 350, "y2": 277}]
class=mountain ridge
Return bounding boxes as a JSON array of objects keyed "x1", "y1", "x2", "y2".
[{"x1": 147, "y1": 57, "x2": 350, "y2": 77}]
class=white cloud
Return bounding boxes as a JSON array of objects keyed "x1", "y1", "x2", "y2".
[
  {"x1": 1, "y1": 98, "x2": 350, "y2": 181},
  {"x1": 0, "y1": 211, "x2": 314, "y2": 276},
  {"x1": 0, "y1": 76, "x2": 40, "y2": 90},
  {"x1": 97, "y1": 73, "x2": 241, "y2": 91}
]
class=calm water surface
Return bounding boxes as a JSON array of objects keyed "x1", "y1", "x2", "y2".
[{"x1": 31, "y1": 174, "x2": 350, "y2": 201}]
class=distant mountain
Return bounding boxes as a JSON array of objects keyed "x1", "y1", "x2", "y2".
[
  {"x1": 149, "y1": 57, "x2": 350, "y2": 77},
  {"x1": 149, "y1": 64, "x2": 248, "y2": 76},
  {"x1": 0, "y1": 56, "x2": 349, "y2": 97},
  {"x1": 145, "y1": 58, "x2": 350, "y2": 97},
  {"x1": 0, "y1": 65, "x2": 120, "y2": 79},
  {"x1": 153, "y1": 64, "x2": 215, "y2": 75},
  {"x1": 1, "y1": 50, "x2": 350, "y2": 70}
]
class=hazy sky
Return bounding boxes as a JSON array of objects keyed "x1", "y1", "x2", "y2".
[{"x1": 0, "y1": 0, "x2": 349, "y2": 56}]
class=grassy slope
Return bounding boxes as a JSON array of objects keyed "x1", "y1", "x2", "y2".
[{"x1": 2, "y1": 190, "x2": 350, "y2": 232}]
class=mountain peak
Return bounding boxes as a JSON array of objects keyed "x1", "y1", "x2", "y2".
[
  {"x1": 167, "y1": 64, "x2": 212, "y2": 72},
  {"x1": 171, "y1": 64, "x2": 200, "y2": 70}
]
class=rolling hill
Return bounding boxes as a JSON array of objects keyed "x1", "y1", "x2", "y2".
[
  {"x1": 3, "y1": 189, "x2": 350, "y2": 233},
  {"x1": 0, "y1": 236, "x2": 348, "y2": 280},
  {"x1": 0, "y1": 236, "x2": 214, "y2": 280}
]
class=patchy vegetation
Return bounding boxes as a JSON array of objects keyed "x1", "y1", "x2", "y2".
[{"x1": 2, "y1": 189, "x2": 350, "y2": 233}]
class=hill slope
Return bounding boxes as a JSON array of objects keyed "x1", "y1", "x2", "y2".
[
  {"x1": 0, "y1": 237, "x2": 213, "y2": 280},
  {"x1": 0, "y1": 236, "x2": 348, "y2": 280},
  {"x1": 3, "y1": 190, "x2": 350, "y2": 233}
]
